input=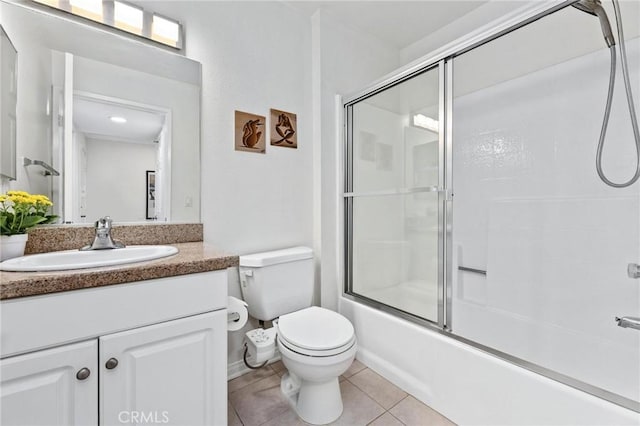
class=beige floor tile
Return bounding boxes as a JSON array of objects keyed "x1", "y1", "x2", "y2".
[
  {"x1": 260, "y1": 408, "x2": 307, "y2": 426},
  {"x1": 260, "y1": 381, "x2": 389, "y2": 426},
  {"x1": 349, "y1": 369, "x2": 407, "y2": 410},
  {"x1": 228, "y1": 400, "x2": 243, "y2": 426},
  {"x1": 389, "y1": 396, "x2": 455, "y2": 426},
  {"x1": 342, "y1": 359, "x2": 367, "y2": 379},
  {"x1": 228, "y1": 375, "x2": 290, "y2": 426},
  {"x1": 269, "y1": 360, "x2": 287, "y2": 377},
  {"x1": 368, "y1": 412, "x2": 404, "y2": 426},
  {"x1": 332, "y1": 380, "x2": 386, "y2": 426},
  {"x1": 228, "y1": 367, "x2": 275, "y2": 394}
]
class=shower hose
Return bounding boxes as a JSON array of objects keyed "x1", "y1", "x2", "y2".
[{"x1": 596, "y1": 0, "x2": 640, "y2": 188}]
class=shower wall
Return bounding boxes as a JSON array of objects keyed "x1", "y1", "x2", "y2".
[{"x1": 452, "y1": 37, "x2": 640, "y2": 401}]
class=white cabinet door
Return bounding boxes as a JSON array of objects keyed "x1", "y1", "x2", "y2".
[
  {"x1": 0, "y1": 340, "x2": 98, "y2": 426},
  {"x1": 100, "y1": 311, "x2": 227, "y2": 426}
]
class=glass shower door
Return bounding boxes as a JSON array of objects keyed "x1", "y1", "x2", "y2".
[
  {"x1": 344, "y1": 65, "x2": 443, "y2": 324},
  {"x1": 450, "y1": 3, "x2": 640, "y2": 407}
]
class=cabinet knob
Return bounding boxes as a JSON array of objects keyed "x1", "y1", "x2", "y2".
[
  {"x1": 105, "y1": 357, "x2": 119, "y2": 370},
  {"x1": 76, "y1": 368, "x2": 91, "y2": 380}
]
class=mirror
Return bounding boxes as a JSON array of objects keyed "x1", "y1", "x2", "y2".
[
  {"x1": 0, "y1": 2, "x2": 201, "y2": 223},
  {"x1": 70, "y1": 90, "x2": 169, "y2": 222},
  {"x1": 0, "y1": 25, "x2": 17, "y2": 181}
]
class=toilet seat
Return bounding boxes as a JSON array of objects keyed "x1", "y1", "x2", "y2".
[
  {"x1": 278, "y1": 334, "x2": 356, "y2": 357},
  {"x1": 277, "y1": 306, "x2": 355, "y2": 357}
]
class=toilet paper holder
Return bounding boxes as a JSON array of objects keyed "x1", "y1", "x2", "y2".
[{"x1": 227, "y1": 296, "x2": 249, "y2": 331}]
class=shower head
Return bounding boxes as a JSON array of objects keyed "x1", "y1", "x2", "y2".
[{"x1": 572, "y1": 0, "x2": 616, "y2": 47}]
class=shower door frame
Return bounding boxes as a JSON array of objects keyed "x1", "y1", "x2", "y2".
[
  {"x1": 343, "y1": 60, "x2": 449, "y2": 330},
  {"x1": 341, "y1": 0, "x2": 639, "y2": 413}
]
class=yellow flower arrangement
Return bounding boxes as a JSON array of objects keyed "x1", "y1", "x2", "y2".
[{"x1": 0, "y1": 191, "x2": 58, "y2": 236}]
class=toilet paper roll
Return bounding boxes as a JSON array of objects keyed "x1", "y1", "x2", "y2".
[{"x1": 227, "y1": 296, "x2": 249, "y2": 331}]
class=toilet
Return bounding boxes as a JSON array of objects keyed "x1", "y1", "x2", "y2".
[{"x1": 239, "y1": 247, "x2": 357, "y2": 425}]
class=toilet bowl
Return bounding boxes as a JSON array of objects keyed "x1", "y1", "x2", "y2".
[
  {"x1": 238, "y1": 247, "x2": 357, "y2": 425},
  {"x1": 276, "y1": 306, "x2": 357, "y2": 425}
]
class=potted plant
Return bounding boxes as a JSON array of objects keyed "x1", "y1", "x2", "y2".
[{"x1": 0, "y1": 191, "x2": 58, "y2": 261}]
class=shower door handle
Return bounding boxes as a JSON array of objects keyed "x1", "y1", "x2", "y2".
[{"x1": 458, "y1": 266, "x2": 486, "y2": 275}]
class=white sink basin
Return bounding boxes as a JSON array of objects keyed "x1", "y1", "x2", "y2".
[{"x1": 0, "y1": 245, "x2": 179, "y2": 272}]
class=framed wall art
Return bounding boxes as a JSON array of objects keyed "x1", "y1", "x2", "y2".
[
  {"x1": 270, "y1": 108, "x2": 297, "y2": 148},
  {"x1": 146, "y1": 170, "x2": 156, "y2": 220},
  {"x1": 235, "y1": 110, "x2": 266, "y2": 153}
]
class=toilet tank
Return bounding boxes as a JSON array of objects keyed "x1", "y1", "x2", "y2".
[{"x1": 239, "y1": 247, "x2": 314, "y2": 321}]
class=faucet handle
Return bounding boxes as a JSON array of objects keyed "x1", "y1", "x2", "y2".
[
  {"x1": 96, "y1": 216, "x2": 113, "y2": 228},
  {"x1": 80, "y1": 216, "x2": 122, "y2": 251}
]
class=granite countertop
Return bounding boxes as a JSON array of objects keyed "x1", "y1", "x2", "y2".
[{"x1": 0, "y1": 242, "x2": 239, "y2": 300}]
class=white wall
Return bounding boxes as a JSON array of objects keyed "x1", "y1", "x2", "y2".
[
  {"x1": 399, "y1": 1, "x2": 525, "y2": 65},
  {"x1": 143, "y1": 0, "x2": 314, "y2": 366},
  {"x1": 84, "y1": 137, "x2": 156, "y2": 223},
  {"x1": 313, "y1": 9, "x2": 401, "y2": 312},
  {"x1": 401, "y1": 0, "x2": 640, "y2": 70}
]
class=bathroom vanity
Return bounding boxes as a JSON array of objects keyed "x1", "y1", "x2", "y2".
[{"x1": 0, "y1": 229, "x2": 237, "y2": 426}]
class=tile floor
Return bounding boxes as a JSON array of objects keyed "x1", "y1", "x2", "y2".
[{"x1": 228, "y1": 359, "x2": 456, "y2": 426}]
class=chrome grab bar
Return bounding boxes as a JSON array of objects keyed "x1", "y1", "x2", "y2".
[
  {"x1": 23, "y1": 157, "x2": 60, "y2": 176},
  {"x1": 616, "y1": 316, "x2": 640, "y2": 331},
  {"x1": 628, "y1": 263, "x2": 640, "y2": 278},
  {"x1": 458, "y1": 266, "x2": 487, "y2": 276}
]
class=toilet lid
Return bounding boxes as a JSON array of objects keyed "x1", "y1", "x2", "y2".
[{"x1": 278, "y1": 306, "x2": 355, "y2": 351}]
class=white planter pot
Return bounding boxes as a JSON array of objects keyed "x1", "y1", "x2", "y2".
[{"x1": 1, "y1": 234, "x2": 29, "y2": 262}]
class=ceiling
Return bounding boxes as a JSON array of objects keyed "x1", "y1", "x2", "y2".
[
  {"x1": 73, "y1": 97, "x2": 165, "y2": 144},
  {"x1": 283, "y1": 1, "x2": 489, "y2": 48}
]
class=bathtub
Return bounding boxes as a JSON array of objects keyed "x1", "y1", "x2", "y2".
[{"x1": 339, "y1": 297, "x2": 640, "y2": 425}]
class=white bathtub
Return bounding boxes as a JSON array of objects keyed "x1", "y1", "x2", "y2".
[{"x1": 340, "y1": 297, "x2": 640, "y2": 425}]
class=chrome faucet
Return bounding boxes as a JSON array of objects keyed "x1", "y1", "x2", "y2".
[{"x1": 80, "y1": 216, "x2": 125, "y2": 250}]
